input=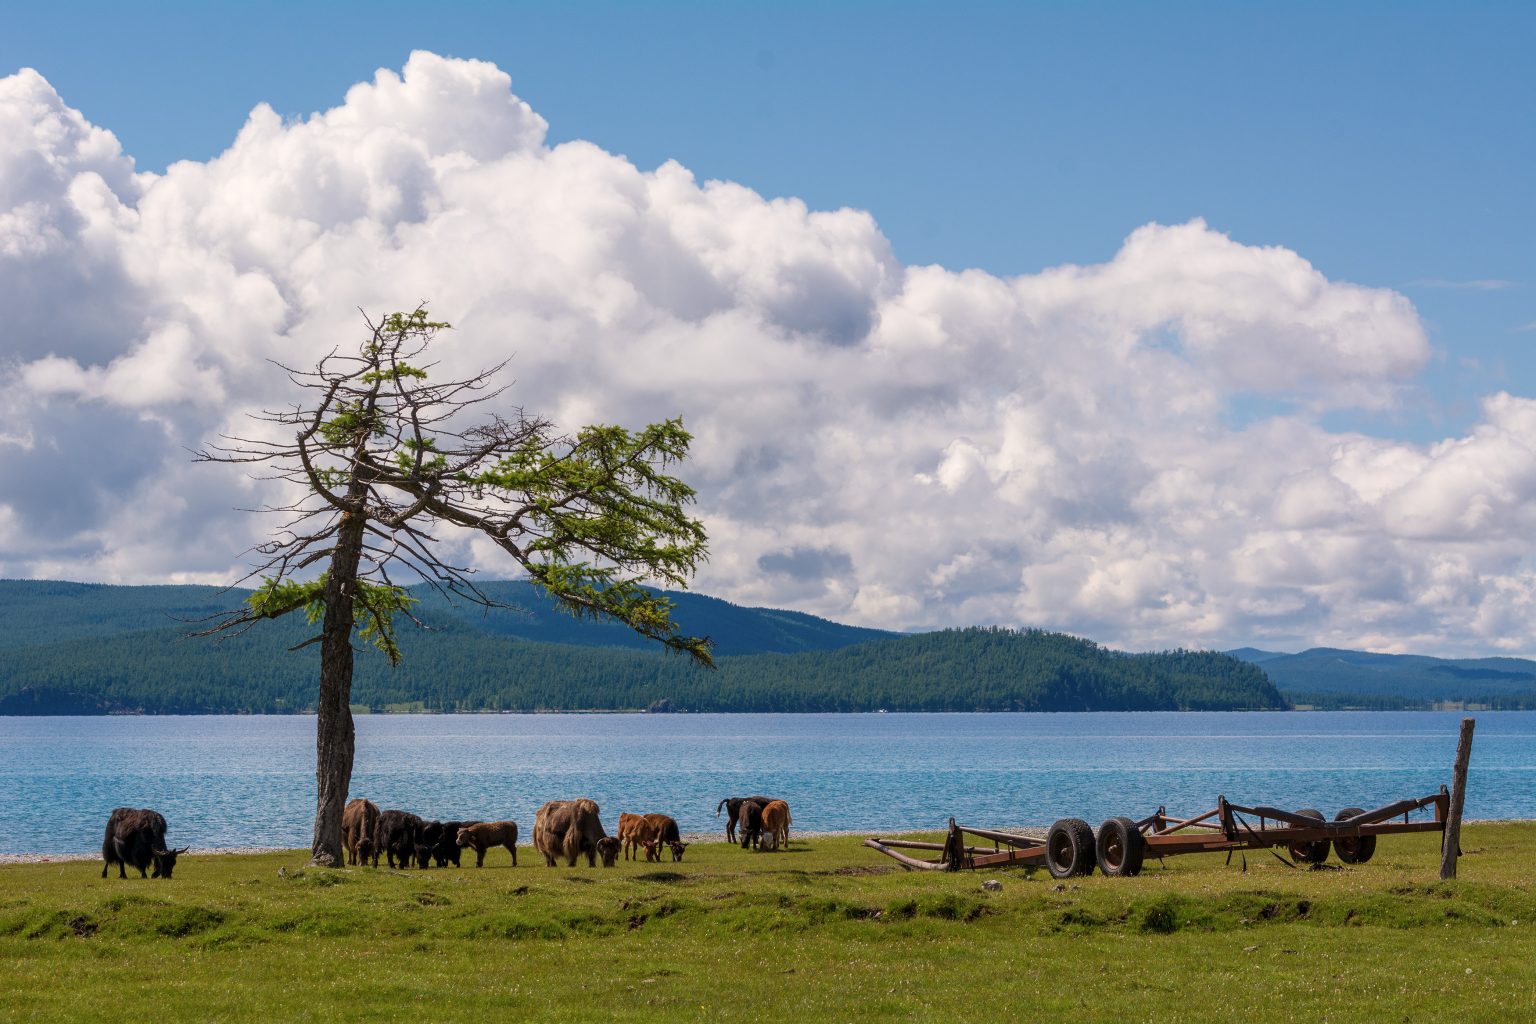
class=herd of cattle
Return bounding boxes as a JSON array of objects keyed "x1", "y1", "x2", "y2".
[{"x1": 98, "y1": 795, "x2": 792, "y2": 878}]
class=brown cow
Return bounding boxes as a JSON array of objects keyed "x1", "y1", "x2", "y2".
[
  {"x1": 342, "y1": 798, "x2": 380, "y2": 866},
  {"x1": 760, "y1": 800, "x2": 791, "y2": 851},
  {"x1": 456, "y1": 821, "x2": 518, "y2": 867},
  {"x1": 643, "y1": 813, "x2": 687, "y2": 862},
  {"x1": 617, "y1": 812, "x2": 657, "y2": 861},
  {"x1": 533, "y1": 799, "x2": 609, "y2": 868}
]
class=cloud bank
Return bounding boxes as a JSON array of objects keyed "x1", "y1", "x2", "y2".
[{"x1": 3, "y1": 53, "x2": 1533, "y2": 656}]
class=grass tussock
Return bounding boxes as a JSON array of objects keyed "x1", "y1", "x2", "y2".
[{"x1": 2, "y1": 824, "x2": 1535, "y2": 1021}]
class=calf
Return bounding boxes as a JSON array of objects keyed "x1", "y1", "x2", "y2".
[
  {"x1": 643, "y1": 813, "x2": 688, "y2": 862},
  {"x1": 456, "y1": 821, "x2": 518, "y2": 867},
  {"x1": 760, "y1": 800, "x2": 791, "y2": 852},
  {"x1": 716, "y1": 795, "x2": 777, "y2": 844},
  {"x1": 100, "y1": 808, "x2": 187, "y2": 879},
  {"x1": 617, "y1": 812, "x2": 660, "y2": 861},
  {"x1": 342, "y1": 798, "x2": 380, "y2": 866}
]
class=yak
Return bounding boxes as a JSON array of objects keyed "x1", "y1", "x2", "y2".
[
  {"x1": 533, "y1": 799, "x2": 610, "y2": 868},
  {"x1": 100, "y1": 807, "x2": 187, "y2": 879},
  {"x1": 342, "y1": 797, "x2": 380, "y2": 866},
  {"x1": 374, "y1": 809, "x2": 426, "y2": 869}
]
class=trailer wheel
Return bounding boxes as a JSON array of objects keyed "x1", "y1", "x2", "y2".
[
  {"x1": 1287, "y1": 808, "x2": 1330, "y2": 864},
  {"x1": 1332, "y1": 807, "x2": 1377, "y2": 864},
  {"x1": 1095, "y1": 816, "x2": 1146, "y2": 877},
  {"x1": 1046, "y1": 818, "x2": 1096, "y2": 878}
]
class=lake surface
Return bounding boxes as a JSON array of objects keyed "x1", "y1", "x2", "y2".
[{"x1": 2, "y1": 711, "x2": 1529, "y2": 855}]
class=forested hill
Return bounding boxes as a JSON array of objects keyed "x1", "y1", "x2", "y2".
[
  {"x1": 0, "y1": 579, "x2": 894, "y2": 657},
  {"x1": 0, "y1": 583, "x2": 1285, "y2": 714}
]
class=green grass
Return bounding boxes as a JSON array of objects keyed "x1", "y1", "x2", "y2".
[{"x1": 3, "y1": 825, "x2": 1535, "y2": 1022}]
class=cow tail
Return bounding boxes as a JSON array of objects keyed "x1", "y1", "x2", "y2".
[{"x1": 715, "y1": 798, "x2": 727, "y2": 818}]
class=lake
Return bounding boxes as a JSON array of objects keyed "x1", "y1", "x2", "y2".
[{"x1": 1, "y1": 711, "x2": 1528, "y2": 855}]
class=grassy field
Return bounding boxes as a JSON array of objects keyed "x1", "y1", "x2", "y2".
[{"x1": 3, "y1": 824, "x2": 1534, "y2": 1023}]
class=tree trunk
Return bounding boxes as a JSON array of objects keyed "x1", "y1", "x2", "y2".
[{"x1": 312, "y1": 504, "x2": 365, "y2": 866}]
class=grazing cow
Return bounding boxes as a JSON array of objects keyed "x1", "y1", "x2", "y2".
[
  {"x1": 456, "y1": 821, "x2": 518, "y2": 867},
  {"x1": 342, "y1": 798, "x2": 380, "y2": 866},
  {"x1": 760, "y1": 800, "x2": 791, "y2": 852},
  {"x1": 597, "y1": 836, "x2": 622, "y2": 867},
  {"x1": 716, "y1": 796, "x2": 777, "y2": 844},
  {"x1": 533, "y1": 799, "x2": 610, "y2": 868},
  {"x1": 374, "y1": 809, "x2": 426, "y2": 869},
  {"x1": 736, "y1": 800, "x2": 764, "y2": 850},
  {"x1": 100, "y1": 808, "x2": 187, "y2": 880},
  {"x1": 643, "y1": 813, "x2": 688, "y2": 862}
]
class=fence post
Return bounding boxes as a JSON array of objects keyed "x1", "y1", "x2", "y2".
[{"x1": 1439, "y1": 717, "x2": 1476, "y2": 881}]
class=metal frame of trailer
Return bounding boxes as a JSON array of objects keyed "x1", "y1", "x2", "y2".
[{"x1": 864, "y1": 787, "x2": 1451, "y2": 879}]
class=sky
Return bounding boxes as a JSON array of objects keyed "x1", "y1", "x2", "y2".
[{"x1": 1, "y1": 1, "x2": 1533, "y2": 656}]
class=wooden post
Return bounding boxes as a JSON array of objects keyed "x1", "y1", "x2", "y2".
[{"x1": 1439, "y1": 717, "x2": 1476, "y2": 880}]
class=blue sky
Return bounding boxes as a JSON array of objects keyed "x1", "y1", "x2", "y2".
[
  {"x1": 1, "y1": 2, "x2": 1533, "y2": 653},
  {"x1": 8, "y1": 2, "x2": 1531, "y2": 439}
]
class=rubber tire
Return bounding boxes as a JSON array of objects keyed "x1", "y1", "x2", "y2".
[
  {"x1": 1286, "y1": 808, "x2": 1330, "y2": 864},
  {"x1": 1332, "y1": 807, "x2": 1377, "y2": 864},
  {"x1": 1046, "y1": 818, "x2": 1097, "y2": 879},
  {"x1": 1095, "y1": 816, "x2": 1146, "y2": 877}
]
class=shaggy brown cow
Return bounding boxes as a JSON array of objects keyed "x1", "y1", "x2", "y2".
[
  {"x1": 760, "y1": 800, "x2": 791, "y2": 851},
  {"x1": 456, "y1": 821, "x2": 518, "y2": 867},
  {"x1": 100, "y1": 808, "x2": 187, "y2": 879},
  {"x1": 342, "y1": 798, "x2": 380, "y2": 866},
  {"x1": 533, "y1": 799, "x2": 609, "y2": 868},
  {"x1": 716, "y1": 795, "x2": 776, "y2": 843}
]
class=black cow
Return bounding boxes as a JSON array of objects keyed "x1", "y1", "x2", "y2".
[
  {"x1": 416, "y1": 819, "x2": 477, "y2": 868},
  {"x1": 736, "y1": 800, "x2": 765, "y2": 850},
  {"x1": 374, "y1": 809, "x2": 426, "y2": 869},
  {"x1": 716, "y1": 795, "x2": 776, "y2": 844},
  {"x1": 100, "y1": 807, "x2": 187, "y2": 879}
]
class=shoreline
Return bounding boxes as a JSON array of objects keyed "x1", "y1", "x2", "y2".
[{"x1": 7, "y1": 820, "x2": 1527, "y2": 865}]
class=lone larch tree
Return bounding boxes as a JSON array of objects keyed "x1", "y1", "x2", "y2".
[{"x1": 197, "y1": 307, "x2": 712, "y2": 865}]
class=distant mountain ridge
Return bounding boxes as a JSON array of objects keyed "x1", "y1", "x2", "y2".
[
  {"x1": 1226, "y1": 646, "x2": 1536, "y2": 708},
  {"x1": 0, "y1": 580, "x2": 1280, "y2": 714}
]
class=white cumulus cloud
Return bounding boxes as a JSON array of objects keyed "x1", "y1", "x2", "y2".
[{"x1": 1, "y1": 52, "x2": 1533, "y2": 657}]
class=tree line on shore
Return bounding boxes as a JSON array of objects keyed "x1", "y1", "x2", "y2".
[{"x1": 0, "y1": 621, "x2": 1286, "y2": 714}]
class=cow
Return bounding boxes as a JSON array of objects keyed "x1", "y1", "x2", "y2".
[
  {"x1": 100, "y1": 808, "x2": 187, "y2": 880},
  {"x1": 643, "y1": 813, "x2": 687, "y2": 862},
  {"x1": 416, "y1": 820, "x2": 475, "y2": 868},
  {"x1": 716, "y1": 796, "x2": 777, "y2": 844},
  {"x1": 617, "y1": 812, "x2": 649, "y2": 861},
  {"x1": 533, "y1": 799, "x2": 610, "y2": 868},
  {"x1": 374, "y1": 809, "x2": 426, "y2": 869},
  {"x1": 760, "y1": 800, "x2": 791, "y2": 852},
  {"x1": 736, "y1": 800, "x2": 764, "y2": 850},
  {"x1": 456, "y1": 821, "x2": 518, "y2": 867},
  {"x1": 342, "y1": 798, "x2": 380, "y2": 866},
  {"x1": 597, "y1": 836, "x2": 622, "y2": 867}
]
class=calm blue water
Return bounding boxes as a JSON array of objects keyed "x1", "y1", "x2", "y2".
[{"x1": 0, "y1": 712, "x2": 1528, "y2": 855}]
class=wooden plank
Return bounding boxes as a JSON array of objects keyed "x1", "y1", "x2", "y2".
[{"x1": 1440, "y1": 717, "x2": 1476, "y2": 881}]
